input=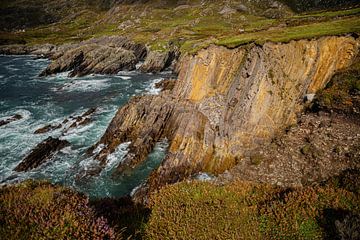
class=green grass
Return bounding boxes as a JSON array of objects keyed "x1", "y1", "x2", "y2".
[{"x1": 217, "y1": 17, "x2": 360, "y2": 48}]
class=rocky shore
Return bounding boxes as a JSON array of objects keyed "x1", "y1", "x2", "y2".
[{"x1": 0, "y1": 36, "x2": 179, "y2": 76}]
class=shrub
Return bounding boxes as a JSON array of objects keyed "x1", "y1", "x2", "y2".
[{"x1": 0, "y1": 180, "x2": 118, "y2": 240}]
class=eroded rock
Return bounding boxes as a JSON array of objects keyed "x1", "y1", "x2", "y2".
[
  {"x1": 154, "y1": 79, "x2": 176, "y2": 92},
  {"x1": 14, "y1": 137, "x2": 70, "y2": 172},
  {"x1": 140, "y1": 50, "x2": 178, "y2": 73}
]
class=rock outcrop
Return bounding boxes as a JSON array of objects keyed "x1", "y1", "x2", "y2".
[
  {"x1": 14, "y1": 137, "x2": 70, "y2": 172},
  {"x1": 39, "y1": 36, "x2": 147, "y2": 77},
  {"x1": 155, "y1": 79, "x2": 176, "y2": 92},
  {"x1": 0, "y1": 114, "x2": 22, "y2": 127},
  {"x1": 88, "y1": 36, "x2": 359, "y2": 199},
  {"x1": 139, "y1": 49, "x2": 178, "y2": 73},
  {"x1": 34, "y1": 107, "x2": 97, "y2": 134}
]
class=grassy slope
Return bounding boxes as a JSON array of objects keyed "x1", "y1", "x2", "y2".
[
  {"x1": 0, "y1": 1, "x2": 359, "y2": 53},
  {"x1": 146, "y1": 176, "x2": 360, "y2": 239}
]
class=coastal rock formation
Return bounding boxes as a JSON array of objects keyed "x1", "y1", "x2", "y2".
[
  {"x1": 0, "y1": 36, "x2": 149, "y2": 77},
  {"x1": 34, "y1": 124, "x2": 62, "y2": 134},
  {"x1": 140, "y1": 50, "x2": 178, "y2": 73},
  {"x1": 90, "y1": 36, "x2": 359, "y2": 198},
  {"x1": 0, "y1": 114, "x2": 22, "y2": 127},
  {"x1": 155, "y1": 79, "x2": 176, "y2": 92},
  {"x1": 14, "y1": 137, "x2": 70, "y2": 172},
  {"x1": 34, "y1": 107, "x2": 97, "y2": 134}
]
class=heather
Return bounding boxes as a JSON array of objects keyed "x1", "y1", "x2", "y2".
[{"x1": 0, "y1": 180, "x2": 118, "y2": 240}]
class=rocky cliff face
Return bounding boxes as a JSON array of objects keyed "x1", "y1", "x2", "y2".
[{"x1": 88, "y1": 36, "x2": 359, "y2": 199}]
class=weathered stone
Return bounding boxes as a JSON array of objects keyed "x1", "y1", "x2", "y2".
[
  {"x1": 14, "y1": 137, "x2": 70, "y2": 172},
  {"x1": 140, "y1": 50, "x2": 178, "y2": 73}
]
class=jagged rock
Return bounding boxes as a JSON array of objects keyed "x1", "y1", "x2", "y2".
[
  {"x1": 139, "y1": 50, "x2": 178, "y2": 73},
  {"x1": 14, "y1": 137, "x2": 70, "y2": 172},
  {"x1": 40, "y1": 44, "x2": 137, "y2": 77},
  {"x1": 64, "y1": 108, "x2": 97, "y2": 132},
  {"x1": 155, "y1": 79, "x2": 176, "y2": 92},
  {"x1": 0, "y1": 114, "x2": 22, "y2": 127},
  {"x1": 1, "y1": 36, "x2": 148, "y2": 77},
  {"x1": 0, "y1": 45, "x2": 35, "y2": 55},
  {"x1": 34, "y1": 124, "x2": 62, "y2": 134},
  {"x1": 89, "y1": 36, "x2": 359, "y2": 200}
]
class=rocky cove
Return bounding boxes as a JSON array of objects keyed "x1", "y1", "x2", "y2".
[
  {"x1": 1, "y1": 1, "x2": 360, "y2": 239},
  {"x1": 1, "y1": 34, "x2": 358, "y2": 199}
]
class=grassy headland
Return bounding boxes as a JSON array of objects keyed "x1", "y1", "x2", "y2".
[{"x1": 0, "y1": 1, "x2": 359, "y2": 54}]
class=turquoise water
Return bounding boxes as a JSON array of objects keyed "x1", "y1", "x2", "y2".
[{"x1": 0, "y1": 55, "x2": 169, "y2": 198}]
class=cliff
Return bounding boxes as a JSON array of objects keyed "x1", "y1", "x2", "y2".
[{"x1": 87, "y1": 35, "x2": 359, "y2": 199}]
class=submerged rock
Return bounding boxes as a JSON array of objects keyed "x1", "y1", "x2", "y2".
[
  {"x1": 34, "y1": 124, "x2": 62, "y2": 134},
  {"x1": 14, "y1": 137, "x2": 70, "y2": 172},
  {"x1": 0, "y1": 114, "x2": 22, "y2": 127}
]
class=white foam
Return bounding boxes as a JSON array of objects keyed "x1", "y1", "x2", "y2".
[
  {"x1": 130, "y1": 183, "x2": 144, "y2": 197},
  {"x1": 145, "y1": 78, "x2": 163, "y2": 95},
  {"x1": 0, "y1": 109, "x2": 32, "y2": 123},
  {"x1": 105, "y1": 142, "x2": 131, "y2": 170},
  {"x1": 54, "y1": 79, "x2": 110, "y2": 92},
  {"x1": 136, "y1": 61, "x2": 144, "y2": 70},
  {"x1": 92, "y1": 144, "x2": 106, "y2": 155},
  {"x1": 117, "y1": 70, "x2": 138, "y2": 76}
]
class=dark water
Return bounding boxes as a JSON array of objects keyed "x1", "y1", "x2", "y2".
[{"x1": 0, "y1": 55, "x2": 169, "y2": 198}]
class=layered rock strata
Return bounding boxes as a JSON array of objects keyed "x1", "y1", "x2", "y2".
[
  {"x1": 88, "y1": 36, "x2": 359, "y2": 198},
  {"x1": 0, "y1": 36, "x2": 179, "y2": 76}
]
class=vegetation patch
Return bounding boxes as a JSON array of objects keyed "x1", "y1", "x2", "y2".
[
  {"x1": 312, "y1": 55, "x2": 360, "y2": 115},
  {"x1": 146, "y1": 179, "x2": 360, "y2": 239},
  {"x1": 0, "y1": 180, "x2": 118, "y2": 240}
]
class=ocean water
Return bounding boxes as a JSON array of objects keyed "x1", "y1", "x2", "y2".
[{"x1": 0, "y1": 55, "x2": 170, "y2": 198}]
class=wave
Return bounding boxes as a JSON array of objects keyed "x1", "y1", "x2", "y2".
[
  {"x1": 52, "y1": 79, "x2": 111, "y2": 92},
  {"x1": 145, "y1": 78, "x2": 164, "y2": 95}
]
